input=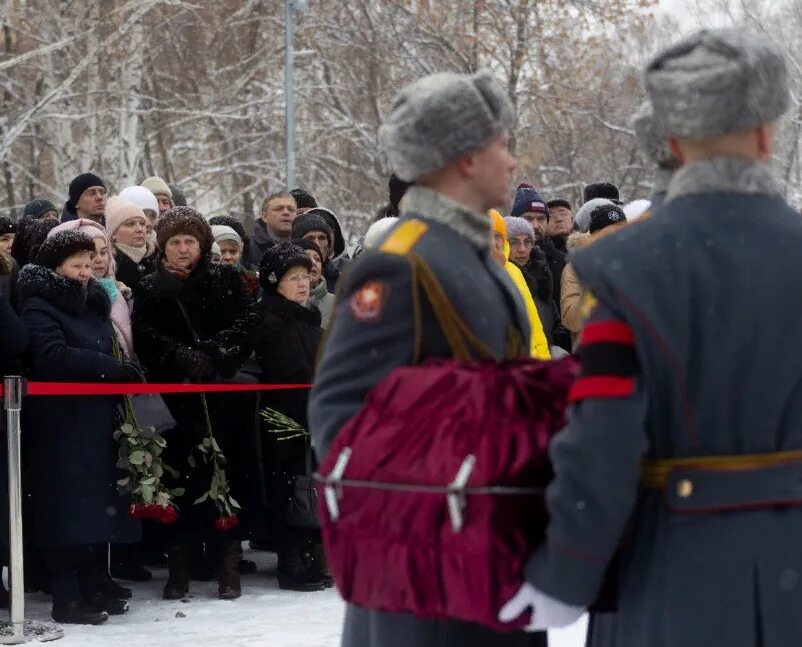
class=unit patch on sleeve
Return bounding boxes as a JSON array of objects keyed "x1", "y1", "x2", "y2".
[{"x1": 349, "y1": 281, "x2": 389, "y2": 323}]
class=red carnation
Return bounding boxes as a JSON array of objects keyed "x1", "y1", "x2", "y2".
[{"x1": 214, "y1": 515, "x2": 239, "y2": 531}]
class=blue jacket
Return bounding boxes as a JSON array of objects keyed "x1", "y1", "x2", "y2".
[{"x1": 18, "y1": 265, "x2": 139, "y2": 547}]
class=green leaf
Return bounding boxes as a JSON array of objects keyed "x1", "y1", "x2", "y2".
[
  {"x1": 120, "y1": 423, "x2": 134, "y2": 434},
  {"x1": 129, "y1": 451, "x2": 145, "y2": 466},
  {"x1": 140, "y1": 484, "x2": 154, "y2": 503},
  {"x1": 127, "y1": 437, "x2": 137, "y2": 445},
  {"x1": 117, "y1": 477, "x2": 131, "y2": 487},
  {"x1": 144, "y1": 452, "x2": 153, "y2": 468},
  {"x1": 152, "y1": 463, "x2": 163, "y2": 479},
  {"x1": 187, "y1": 455, "x2": 197, "y2": 469},
  {"x1": 164, "y1": 464, "x2": 179, "y2": 478},
  {"x1": 171, "y1": 488, "x2": 185, "y2": 497},
  {"x1": 156, "y1": 492, "x2": 170, "y2": 507},
  {"x1": 140, "y1": 427, "x2": 154, "y2": 440},
  {"x1": 228, "y1": 496, "x2": 241, "y2": 510},
  {"x1": 116, "y1": 458, "x2": 130, "y2": 470},
  {"x1": 210, "y1": 437, "x2": 221, "y2": 453},
  {"x1": 140, "y1": 477, "x2": 156, "y2": 486},
  {"x1": 155, "y1": 436, "x2": 167, "y2": 448},
  {"x1": 194, "y1": 492, "x2": 209, "y2": 505}
]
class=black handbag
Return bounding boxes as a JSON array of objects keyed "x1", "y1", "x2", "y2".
[
  {"x1": 286, "y1": 442, "x2": 319, "y2": 529},
  {"x1": 129, "y1": 393, "x2": 177, "y2": 434}
]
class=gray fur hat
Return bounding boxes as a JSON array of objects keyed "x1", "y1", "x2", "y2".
[
  {"x1": 632, "y1": 101, "x2": 673, "y2": 166},
  {"x1": 645, "y1": 29, "x2": 789, "y2": 139},
  {"x1": 379, "y1": 69, "x2": 514, "y2": 182}
]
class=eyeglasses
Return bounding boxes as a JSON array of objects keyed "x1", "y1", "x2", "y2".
[
  {"x1": 281, "y1": 273, "x2": 311, "y2": 284},
  {"x1": 509, "y1": 239, "x2": 534, "y2": 249}
]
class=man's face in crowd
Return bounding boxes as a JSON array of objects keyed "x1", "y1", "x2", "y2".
[
  {"x1": 547, "y1": 206, "x2": 573, "y2": 237},
  {"x1": 0, "y1": 233, "x2": 14, "y2": 254},
  {"x1": 76, "y1": 186, "x2": 106, "y2": 222},
  {"x1": 302, "y1": 230, "x2": 330, "y2": 262},
  {"x1": 470, "y1": 132, "x2": 517, "y2": 210},
  {"x1": 156, "y1": 194, "x2": 172, "y2": 215},
  {"x1": 522, "y1": 211, "x2": 548, "y2": 242},
  {"x1": 509, "y1": 234, "x2": 533, "y2": 267},
  {"x1": 165, "y1": 234, "x2": 201, "y2": 269},
  {"x1": 262, "y1": 196, "x2": 297, "y2": 237}
]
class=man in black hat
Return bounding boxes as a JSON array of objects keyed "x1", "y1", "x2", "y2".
[
  {"x1": 62, "y1": 173, "x2": 106, "y2": 224},
  {"x1": 545, "y1": 198, "x2": 573, "y2": 254},
  {"x1": 583, "y1": 182, "x2": 621, "y2": 205}
]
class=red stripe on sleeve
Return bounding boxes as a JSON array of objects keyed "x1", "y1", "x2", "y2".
[
  {"x1": 568, "y1": 376, "x2": 636, "y2": 403},
  {"x1": 581, "y1": 321, "x2": 635, "y2": 346}
]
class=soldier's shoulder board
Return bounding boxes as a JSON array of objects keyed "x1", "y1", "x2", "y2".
[{"x1": 380, "y1": 219, "x2": 429, "y2": 256}]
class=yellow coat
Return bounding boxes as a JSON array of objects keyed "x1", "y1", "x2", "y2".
[{"x1": 504, "y1": 242, "x2": 551, "y2": 360}]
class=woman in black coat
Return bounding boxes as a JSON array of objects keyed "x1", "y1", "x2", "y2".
[
  {"x1": 254, "y1": 243, "x2": 327, "y2": 592},
  {"x1": 18, "y1": 231, "x2": 141, "y2": 625},
  {"x1": 132, "y1": 208, "x2": 259, "y2": 601}
]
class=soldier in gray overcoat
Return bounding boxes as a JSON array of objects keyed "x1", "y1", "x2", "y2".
[
  {"x1": 309, "y1": 71, "x2": 544, "y2": 647},
  {"x1": 497, "y1": 29, "x2": 802, "y2": 647}
]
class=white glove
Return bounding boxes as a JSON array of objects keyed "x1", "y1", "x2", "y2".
[{"x1": 498, "y1": 582, "x2": 584, "y2": 632}]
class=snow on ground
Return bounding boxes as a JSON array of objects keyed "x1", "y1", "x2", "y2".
[{"x1": 15, "y1": 547, "x2": 588, "y2": 646}]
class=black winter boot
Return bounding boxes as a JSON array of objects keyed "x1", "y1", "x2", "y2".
[
  {"x1": 52, "y1": 600, "x2": 109, "y2": 625},
  {"x1": 110, "y1": 543, "x2": 152, "y2": 582},
  {"x1": 163, "y1": 545, "x2": 191, "y2": 600},
  {"x1": 217, "y1": 539, "x2": 242, "y2": 600},
  {"x1": 277, "y1": 546, "x2": 327, "y2": 592}
]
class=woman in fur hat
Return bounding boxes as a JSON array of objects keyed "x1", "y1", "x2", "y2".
[
  {"x1": 254, "y1": 242, "x2": 328, "y2": 591},
  {"x1": 18, "y1": 230, "x2": 143, "y2": 625},
  {"x1": 132, "y1": 207, "x2": 260, "y2": 602}
]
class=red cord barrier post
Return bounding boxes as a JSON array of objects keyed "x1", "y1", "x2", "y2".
[
  {"x1": 1, "y1": 376, "x2": 63, "y2": 644},
  {"x1": 0, "y1": 378, "x2": 311, "y2": 642}
]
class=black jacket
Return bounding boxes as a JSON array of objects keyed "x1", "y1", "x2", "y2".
[
  {"x1": 114, "y1": 248, "x2": 158, "y2": 294},
  {"x1": 255, "y1": 292, "x2": 321, "y2": 429},
  {"x1": 18, "y1": 265, "x2": 138, "y2": 547},
  {"x1": 539, "y1": 237, "x2": 567, "y2": 304},
  {"x1": 132, "y1": 259, "x2": 259, "y2": 537}
]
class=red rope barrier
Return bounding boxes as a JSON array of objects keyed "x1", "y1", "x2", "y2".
[{"x1": 0, "y1": 381, "x2": 311, "y2": 397}]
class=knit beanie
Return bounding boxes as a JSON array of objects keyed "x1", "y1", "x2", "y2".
[
  {"x1": 291, "y1": 237, "x2": 324, "y2": 265},
  {"x1": 503, "y1": 216, "x2": 535, "y2": 241},
  {"x1": 379, "y1": 69, "x2": 514, "y2": 182},
  {"x1": 510, "y1": 183, "x2": 549, "y2": 220},
  {"x1": 588, "y1": 202, "x2": 626, "y2": 234},
  {"x1": 291, "y1": 210, "x2": 334, "y2": 249},
  {"x1": 141, "y1": 176, "x2": 172, "y2": 199},
  {"x1": 211, "y1": 225, "x2": 242, "y2": 247},
  {"x1": 23, "y1": 198, "x2": 57, "y2": 220},
  {"x1": 169, "y1": 184, "x2": 187, "y2": 206},
  {"x1": 0, "y1": 216, "x2": 15, "y2": 236},
  {"x1": 209, "y1": 216, "x2": 249, "y2": 258},
  {"x1": 36, "y1": 230, "x2": 96, "y2": 270},
  {"x1": 119, "y1": 186, "x2": 159, "y2": 215},
  {"x1": 259, "y1": 242, "x2": 312, "y2": 293},
  {"x1": 105, "y1": 196, "x2": 147, "y2": 239},
  {"x1": 156, "y1": 207, "x2": 212, "y2": 254},
  {"x1": 583, "y1": 182, "x2": 620, "y2": 205},
  {"x1": 68, "y1": 173, "x2": 105, "y2": 208},
  {"x1": 290, "y1": 188, "x2": 317, "y2": 210},
  {"x1": 363, "y1": 217, "x2": 399, "y2": 250},
  {"x1": 575, "y1": 198, "x2": 615, "y2": 233}
]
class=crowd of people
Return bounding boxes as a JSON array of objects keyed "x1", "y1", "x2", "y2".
[{"x1": 0, "y1": 152, "x2": 651, "y2": 629}]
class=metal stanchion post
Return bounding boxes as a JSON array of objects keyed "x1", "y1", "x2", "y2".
[{"x1": 0, "y1": 376, "x2": 63, "y2": 644}]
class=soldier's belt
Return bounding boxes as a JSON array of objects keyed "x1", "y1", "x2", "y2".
[{"x1": 641, "y1": 450, "x2": 802, "y2": 514}]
